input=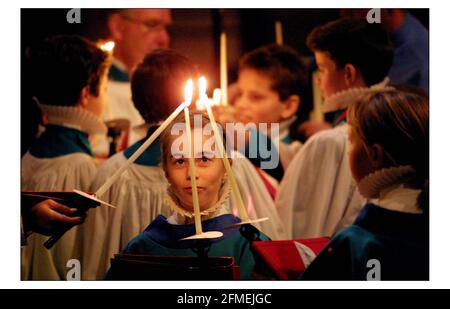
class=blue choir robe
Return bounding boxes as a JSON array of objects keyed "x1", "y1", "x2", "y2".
[
  {"x1": 83, "y1": 127, "x2": 286, "y2": 280},
  {"x1": 240, "y1": 117, "x2": 301, "y2": 182},
  {"x1": 300, "y1": 203, "x2": 428, "y2": 280},
  {"x1": 388, "y1": 13, "x2": 429, "y2": 91},
  {"x1": 117, "y1": 214, "x2": 271, "y2": 280}
]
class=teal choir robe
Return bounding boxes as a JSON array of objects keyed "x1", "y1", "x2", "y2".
[
  {"x1": 300, "y1": 203, "x2": 428, "y2": 280},
  {"x1": 118, "y1": 214, "x2": 271, "y2": 280}
]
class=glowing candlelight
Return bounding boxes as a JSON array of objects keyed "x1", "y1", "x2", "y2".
[
  {"x1": 94, "y1": 80, "x2": 191, "y2": 198},
  {"x1": 199, "y1": 76, "x2": 207, "y2": 99},
  {"x1": 184, "y1": 78, "x2": 194, "y2": 105},
  {"x1": 275, "y1": 21, "x2": 283, "y2": 45},
  {"x1": 100, "y1": 41, "x2": 115, "y2": 53},
  {"x1": 220, "y1": 32, "x2": 228, "y2": 106},
  {"x1": 199, "y1": 77, "x2": 249, "y2": 221}
]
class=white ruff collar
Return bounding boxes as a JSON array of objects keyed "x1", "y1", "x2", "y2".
[
  {"x1": 357, "y1": 165, "x2": 416, "y2": 199},
  {"x1": 38, "y1": 103, "x2": 107, "y2": 135},
  {"x1": 165, "y1": 178, "x2": 232, "y2": 224},
  {"x1": 322, "y1": 77, "x2": 390, "y2": 113}
]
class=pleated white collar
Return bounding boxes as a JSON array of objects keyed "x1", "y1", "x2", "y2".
[
  {"x1": 322, "y1": 77, "x2": 390, "y2": 113},
  {"x1": 358, "y1": 165, "x2": 423, "y2": 214},
  {"x1": 166, "y1": 178, "x2": 232, "y2": 225},
  {"x1": 37, "y1": 102, "x2": 107, "y2": 135}
]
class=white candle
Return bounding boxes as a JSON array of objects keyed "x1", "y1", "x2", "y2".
[
  {"x1": 95, "y1": 81, "x2": 190, "y2": 198},
  {"x1": 220, "y1": 32, "x2": 228, "y2": 106},
  {"x1": 213, "y1": 88, "x2": 221, "y2": 106},
  {"x1": 199, "y1": 77, "x2": 249, "y2": 221},
  {"x1": 180, "y1": 79, "x2": 202, "y2": 235},
  {"x1": 275, "y1": 21, "x2": 283, "y2": 45}
]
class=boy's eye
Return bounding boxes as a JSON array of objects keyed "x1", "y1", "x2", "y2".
[
  {"x1": 249, "y1": 93, "x2": 264, "y2": 102},
  {"x1": 199, "y1": 156, "x2": 210, "y2": 163},
  {"x1": 196, "y1": 156, "x2": 212, "y2": 166},
  {"x1": 175, "y1": 159, "x2": 185, "y2": 165}
]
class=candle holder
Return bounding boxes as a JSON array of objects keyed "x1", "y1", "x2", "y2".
[
  {"x1": 226, "y1": 216, "x2": 269, "y2": 229},
  {"x1": 181, "y1": 231, "x2": 223, "y2": 240}
]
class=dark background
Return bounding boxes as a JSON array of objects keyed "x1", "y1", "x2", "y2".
[
  {"x1": 20, "y1": 8, "x2": 429, "y2": 156},
  {"x1": 21, "y1": 8, "x2": 429, "y2": 86}
]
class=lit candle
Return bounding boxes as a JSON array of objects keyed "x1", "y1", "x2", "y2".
[
  {"x1": 100, "y1": 40, "x2": 115, "y2": 53},
  {"x1": 220, "y1": 32, "x2": 228, "y2": 106},
  {"x1": 94, "y1": 80, "x2": 191, "y2": 198},
  {"x1": 199, "y1": 77, "x2": 249, "y2": 221},
  {"x1": 182, "y1": 80, "x2": 203, "y2": 235},
  {"x1": 275, "y1": 21, "x2": 283, "y2": 45},
  {"x1": 213, "y1": 88, "x2": 222, "y2": 106}
]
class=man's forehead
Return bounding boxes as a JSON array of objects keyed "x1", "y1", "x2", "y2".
[{"x1": 129, "y1": 9, "x2": 172, "y2": 23}]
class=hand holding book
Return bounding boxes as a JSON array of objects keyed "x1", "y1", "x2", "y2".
[{"x1": 21, "y1": 191, "x2": 103, "y2": 248}]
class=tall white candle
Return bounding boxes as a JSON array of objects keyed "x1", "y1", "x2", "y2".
[
  {"x1": 183, "y1": 107, "x2": 203, "y2": 235},
  {"x1": 275, "y1": 21, "x2": 283, "y2": 45},
  {"x1": 199, "y1": 77, "x2": 249, "y2": 221},
  {"x1": 220, "y1": 32, "x2": 228, "y2": 106},
  {"x1": 213, "y1": 89, "x2": 221, "y2": 106},
  {"x1": 95, "y1": 82, "x2": 189, "y2": 198}
]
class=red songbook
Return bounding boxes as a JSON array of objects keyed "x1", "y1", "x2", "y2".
[{"x1": 252, "y1": 237, "x2": 330, "y2": 280}]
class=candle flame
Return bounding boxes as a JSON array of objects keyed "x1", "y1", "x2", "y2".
[
  {"x1": 100, "y1": 41, "x2": 115, "y2": 53},
  {"x1": 213, "y1": 89, "x2": 221, "y2": 106},
  {"x1": 199, "y1": 76, "x2": 207, "y2": 96},
  {"x1": 184, "y1": 79, "x2": 194, "y2": 107}
]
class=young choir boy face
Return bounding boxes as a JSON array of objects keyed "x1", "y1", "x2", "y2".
[
  {"x1": 164, "y1": 128, "x2": 227, "y2": 212},
  {"x1": 314, "y1": 51, "x2": 349, "y2": 99},
  {"x1": 80, "y1": 73, "x2": 108, "y2": 118},
  {"x1": 347, "y1": 124, "x2": 377, "y2": 183},
  {"x1": 234, "y1": 69, "x2": 294, "y2": 125}
]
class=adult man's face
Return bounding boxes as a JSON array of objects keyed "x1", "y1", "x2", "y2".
[{"x1": 110, "y1": 9, "x2": 172, "y2": 71}]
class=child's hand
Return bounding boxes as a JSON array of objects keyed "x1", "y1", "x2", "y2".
[
  {"x1": 28, "y1": 199, "x2": 86, "y2": 236},
  {"x1": 211, "y1": 105, "x2": 236, "y2": 128}
]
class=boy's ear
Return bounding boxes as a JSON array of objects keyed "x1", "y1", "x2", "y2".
[
  {"x1": 343, "y1": 64, "x2": 358, "y2": 87},
  {"x1": 369, "y1": 144, "x2": 384, "y2": 170},
  {"x1": 280, "y1": 95, "x2": 300, "y2": 120},
  {"x1": 77, "y1": 86, "x2": 90, "y2": 108}
]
